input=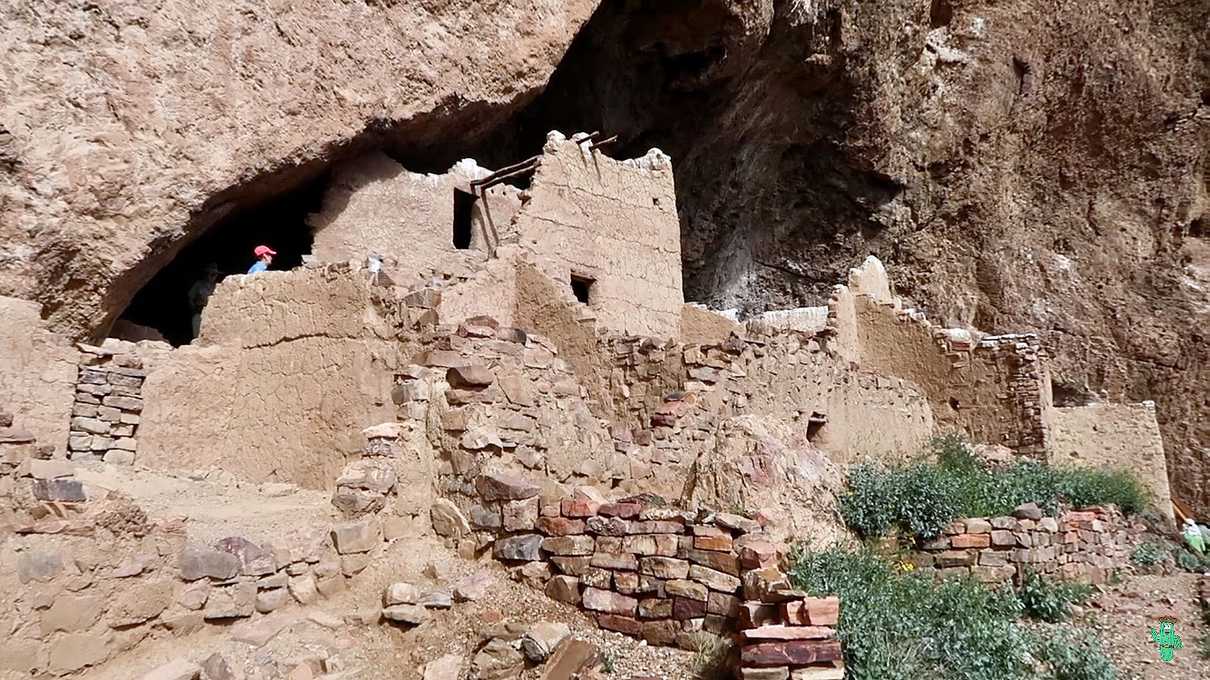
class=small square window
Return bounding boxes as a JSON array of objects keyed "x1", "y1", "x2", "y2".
[{"x1": 570, "y1": 274, "x2": 595, "y2": 304}]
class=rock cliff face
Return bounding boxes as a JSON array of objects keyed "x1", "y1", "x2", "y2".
[
  {"x1": 0, "y1": 0, "x2": 597, "y2": 332},
  {"x1": 1, "y1": 1, "x2": 1208, "y2": 510},
  {"x1": 493, "y1": 0, "x2": 1210, "y2": 513}
]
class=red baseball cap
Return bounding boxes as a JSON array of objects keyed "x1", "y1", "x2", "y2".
[{"x1": 254, "y1": 245, "x2": 277, "y2": 257}]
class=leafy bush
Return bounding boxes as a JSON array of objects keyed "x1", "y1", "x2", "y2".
[
  {"x1": 1032, "y1": 629, "x2": 1118, "y2": 680},
  {"x1": 1015, "y1": 571, "x2": 1093, "y2": 623},
  {"x1": 789, "y1": 545, "x2": 1118, "y2": 680},
  {"x1": 839, "y1": 436, "x2": 1149, "y2": 540},
  {"x1": 1131, "y1": 542, "x2": 1166, "y2": 566},
  {"x1": 1174, "y1": 547, "x2": 1210, "y2": 573}
]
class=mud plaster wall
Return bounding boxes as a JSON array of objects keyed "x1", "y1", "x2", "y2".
[
  {"x1": 514, "y1": 137, "x2": 683, "y2": 339},
  {"x1": 679, "y1": 305, "x2": 742, "y2": 346},
  {"x1": 307, "y1": 153, "x2": 523, "y2": 285},
  {"x1": 513, "y1": 260, "x2": 618, "y2": 418},
  {"x1": 435, "y1": 246, "x2": 523, "y2": 330},
  {"x1": 1050, "y1": 403, "x2": 1173, "y2": 520},
  {"x1": 139, "y1": 267, "x2": 403, "y2": 488},
  {"x1": 0, "y1": 296, "x2": 77, "y2": 452}
]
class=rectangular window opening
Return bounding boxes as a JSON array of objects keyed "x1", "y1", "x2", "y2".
[
  {"x1": 452, "y1": 189, "x2": 476, "y2": 249},
  {"x1": 570, "y1": 274, "x2": 595, "y2": 305}
]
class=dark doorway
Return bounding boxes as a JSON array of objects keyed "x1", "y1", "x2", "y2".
[
  {"x1": 570, "y1": 274, "x2": 596, "y2": 304},
  {"x1": 453, "y1": 189, "x2": 476, "y2": 249},
  {"x1": 116, "y1": 175, "x2": 326, "y2": 346}
]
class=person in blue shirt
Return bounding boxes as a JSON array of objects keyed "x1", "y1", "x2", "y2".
[{"x1": 248, "y1": 245, "x2": 276, "y2": 274}]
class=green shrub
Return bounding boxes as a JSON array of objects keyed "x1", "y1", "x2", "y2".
[
  {"x1": 1031, "y1": 629, "x2": 1117, "y2": 680},
  {"x1": 1131, "y1": 542, "x2": 1166, "y2": 566},
  {"x1": 1015, "y1": 571, "x2": 1093, "y2": 623},
  {"x1": 1053, "y1": 467, "x2": 1147, "y2": 515},
  {"x1": 790, "y1": 545, "x2": 1036, "y2": 680},
  {"x1": 839, "y1": 436, "x2": 1150, "y2": 541},
  {"x1": 790, "y1": 545, "x2": 1119, "y2": 680}
]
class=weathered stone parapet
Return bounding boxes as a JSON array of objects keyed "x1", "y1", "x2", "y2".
[
  {"x1": 909, "y1": 504, "x2": 1142, "y2": 584},
  {"x1": 68, "y1": 344, "x2": 146, "y2": 465}
]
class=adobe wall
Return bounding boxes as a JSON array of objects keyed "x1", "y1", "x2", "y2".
[
  {"x1": 137, "y1": 266, "x2": 403, "y2": 488},
  {"x1": 0, "y1": 296, "x2": 77, "y2": 452},
  {"x1": 829, "y1": 258, "x2": 1050, "y2": 457},
  {"x1": 307, "y1": 152, "x2": 523, "y2": 283},
  {"x1": 515, "y1": 134, "x2": 683, "y2": 339},
  {"x1": 679, "y1": 304, "x2": 742, "y2": 346},
  {"x1": 1050, "y1": 402, "x2": 1173, "y2": 521}
]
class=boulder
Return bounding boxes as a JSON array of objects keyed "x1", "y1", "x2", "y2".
[
  {"x1": 522, "y1": 622, "x2": 571, "y2": 662},
  {"x1": 475, "y1": 471, "x2": 540, "y2": 501},
  {"x1": 431, "y1": 499, "x2": 472, "y2": 538},
  {"x1": 179, "y1": 547, "x2": 240, "y2": 581}
]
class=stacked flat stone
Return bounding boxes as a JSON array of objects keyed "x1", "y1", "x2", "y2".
[
  {"x1": 69, "y1": 344, "x2": 145, "y2": 464},
  {"x1": 331, "y1": 424, "x2": 401, "y2": 518},
  {"x1": 0, "y1": 411, "x2": 85, "y2": 503},
  {"x1": 911, "y1": 504, "x2": 1139, "y2": 584},
  {"x1": 735, "y1": 568, "x2": 843, "y2": 680},
  {"x1": 478, "y1": 481, "x2": 781, "y2": 650}
]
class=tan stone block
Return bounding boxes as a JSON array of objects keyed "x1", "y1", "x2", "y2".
[
  {"x1": 49, "y1": 632, "x2": 110, "y2": 674},
  {"x1": 665, "y1": 579, "x2": 708, "y2": 601},
  {"x1": 952, "y1": 534, "x2": 991, "y2": 549},
  {"x1": 640, "y1": 557, "x2": 689, "y2": 579},
  {"x1": 689, "y1": 564, "x2": 742, "y2": 593},
  {"x1": 41, "y1": 594, "x2": 104, "y2": 634}
]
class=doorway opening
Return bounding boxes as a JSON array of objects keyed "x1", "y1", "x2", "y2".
[{"x1": 453, "y1": 189, "x2": 477, "y2": 249}]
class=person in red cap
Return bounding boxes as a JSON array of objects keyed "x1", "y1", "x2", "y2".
[{"x1": 247, "y1": 245, "x2": 276, "y2": 274}]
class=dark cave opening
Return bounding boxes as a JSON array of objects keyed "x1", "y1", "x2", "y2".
[{"x1": 116, "y1": 175, "x2": 327, "y2": 347}]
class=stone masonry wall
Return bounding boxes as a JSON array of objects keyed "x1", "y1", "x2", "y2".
[
  {"x1": 910, "y1": 505, "x2": 1141, "y2": 585},
  {"x1": 1, "y1": 410, "x2": 406, "y2": 678},
  {"x1": 445, "y1": 473, "x2": 847, "y2": 679},
  {"x1": 66, "y1": 344, "x2": 145, "y2": 465}
]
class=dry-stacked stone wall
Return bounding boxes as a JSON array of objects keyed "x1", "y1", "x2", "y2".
[
  {"x1": 911, "y1": 504, "x2": 1141, "y2": 584},
  {"x1": 67, "y1": 344, "x2": 145, "y2": 464}
]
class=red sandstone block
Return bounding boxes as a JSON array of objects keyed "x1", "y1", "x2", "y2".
[
  {"x1": 952, "y1": 534, "x2": 991, "y2": 549},
  {"x1": 538, "y1": 517, "x2": 586, "y2": 536},
  {"x1": 782, "y1": 597, "x2": 840, "y2": 626},
  {"x1": 741, "y1": 640, "x2": 843, "y2": 668},
  {"x1": 738, "y1": 540, "x2": 779, "y2": 570},
  {"x1": 740, "y1": 625, "x2": 835, "y2": 642},
  {"x1": 599, "y1": 503, "x2": 642, "y2": 519},
  {"x1": 672, "y1": 597, "x2": 707, "y2": 620},
  {"x1": 687, "y1": 549, "x2": 740, "y2": 576},
  {"x1": 694, "y1": 534, "x2": 734, "y2": 552},
  {"x1": 629, "y1": 521, "x2": 685, "y2": 534},
  {"x1": 562, "y1": 498, "x2": 599, "y2": 518},
  {"x1": 641, "y1": 619, "x2": 679, "y2": 645},
  {"x1": 597, "y1": 614, "x2": 642, "y2": 636}
]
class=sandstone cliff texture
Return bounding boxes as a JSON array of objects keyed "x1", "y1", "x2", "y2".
[
  {"x1": 2, "y1": 1, "x2": 1208, "y2": 511},
  {"x1": 0, "y1": 0, "x2": 596, "y2": 331}
]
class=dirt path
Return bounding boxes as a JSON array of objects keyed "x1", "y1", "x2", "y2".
[{"x1": 1085, "y1": 573, "x2": 1209, "y2": 679}]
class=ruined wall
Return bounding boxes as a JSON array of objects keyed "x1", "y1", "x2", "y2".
[
  {"x1": 67, "y1": 346, "x2": 146, "y2": 465},
  {"x1": 830, "y1": 260, "x2": 1051, "y2": 458},
  {"x1": 515, "y1": 135, "x2": 683, "y2": 339},
  {"x1": 307, "y1": 153, "x2": 523, "y2": 285},
  {"x1": 138, "y1": 266, "x2": 402, "y2": 488},
  {"x1": 1050, "y1": 402, "x2": 1173, "y2": 520},
  {"x1": 911, "y1": 506, "x2": 1142, "y2": 585},
  {"x1": 0, "y1": 297, "x2": 77, "y2": 453},
  {"x1": 679, "y1": 304, "x2": 742, "y2": 346}
]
